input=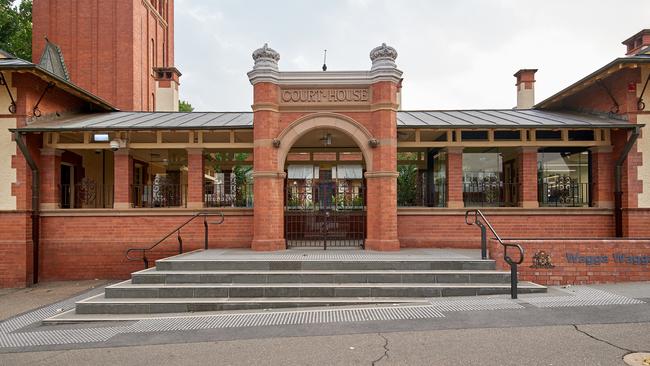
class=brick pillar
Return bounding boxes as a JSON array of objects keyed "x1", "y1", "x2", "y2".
[
  {"x1": 445, "y1": 147, "x2": 463, "y2": 208},
  {"x1": 186, "y1": 148, "x2": 205, "y2": 209},
  {"x1": 365, "y1": 80, "x2": 400, "y2": 251},
  {"x1": 591, "y1": 146, "x2": 614, "y2": 208},
  {"x1": 251, "y1": 82, "x2": 285, "y2": 251},
  {"x1": 40, "y1": 148, "x2": 62, "y2": 210},
  {"x1": 518, "y1": 147, "x2": 539, "y2": 208},
  {"x1": 113, "y1": 149, "x2": 133, "y2": 209}
]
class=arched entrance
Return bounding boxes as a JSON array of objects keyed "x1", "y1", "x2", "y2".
[{"x1": 277, "y1": 114, "x2": 373, "y2": 249}]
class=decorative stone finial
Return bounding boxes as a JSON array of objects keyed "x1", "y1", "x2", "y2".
[
  {"x1": 369, "y1": 43, "x2": 398, "y2": 70},
  {"x1": 252, "y1": 43, "x2": 280, "y2": 70}
]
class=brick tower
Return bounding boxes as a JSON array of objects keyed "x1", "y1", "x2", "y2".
[{"x1": 32, "y1": 0, "x2": 180, "y2": 112}]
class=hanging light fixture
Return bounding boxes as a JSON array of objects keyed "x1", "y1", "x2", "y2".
[{"x1": 320, "y1": 131, "x2": 332, "y2": 146}]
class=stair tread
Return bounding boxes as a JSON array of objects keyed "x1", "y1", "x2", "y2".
[
  {"x1": 110, "y1": 281, "x2": 545, "y2": 289},
  {"x1": 134, "y1": 269, "x2": 510, "y2": 275},
  {"x1": 80, "y1": 294, "x2": 442, "y2": 304}
]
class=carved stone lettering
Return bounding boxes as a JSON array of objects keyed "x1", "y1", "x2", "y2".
[{"x1": 280, "y1": 88, "x2": 369, "y2": 104}]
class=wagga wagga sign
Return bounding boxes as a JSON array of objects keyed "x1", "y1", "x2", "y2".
[{"x1": 281, "y1": 88, "x2": 370, "y2": 105}]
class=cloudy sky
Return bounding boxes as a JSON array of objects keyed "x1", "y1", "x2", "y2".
[{"x1": 174, "y1": 0, "x2": 650, "y2": 112}]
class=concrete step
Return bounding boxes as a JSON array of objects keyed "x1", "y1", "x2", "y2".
[
  {"x1": 131, "y1": 268, "x2": 512, "y2": 284},
  {"x1": 77, "y1": 282, "x2": 545, "y2": 314},
  {"x1": 154, "y1": 259, "x2": 497, "y2": 271},
  {"x1": 104, "y1": 281, "x2": 546, "y2": 299},
  {"x1": 76, "y1": 294, "x2": 434, "y2": 314}
]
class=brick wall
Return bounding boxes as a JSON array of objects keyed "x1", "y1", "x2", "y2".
[
  {"x1": 397, "y1": 211, "x2": 614, "y2": 248},
  {"x1": 489, "y1": 238, "x2": 650, "y2": 285},
  {"x1": 0, "y1": 212, "x2": 33, "y2": 287},
  {"x1": 32, "y1": 0, "x2": 174, "y2": 111},
  {"x1": 38, "y1": 212, "x2": 253, "y2": 281},
  {"x1": 623, "y1": 208, "x2": 650, "y2": 237}
]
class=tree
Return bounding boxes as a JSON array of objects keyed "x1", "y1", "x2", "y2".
[
  {"x1": 178, "y1": 100, "x2": 194, "y2": 112},
  {"x1": 0, "y1": 0, "x2": 32, "y2": 61}
]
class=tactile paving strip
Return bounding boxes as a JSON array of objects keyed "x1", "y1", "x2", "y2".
[{"x1": 521, "y1": 287, "x2": 645, "y2": 308}]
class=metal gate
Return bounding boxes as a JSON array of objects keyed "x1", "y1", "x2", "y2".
[{"x1": 285, "y1": 181, "x2": 365, "y2": 249}]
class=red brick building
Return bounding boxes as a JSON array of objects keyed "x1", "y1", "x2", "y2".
[
  {"x1": 32, "y1": 0, "x2": 179, "y2": 112},
  {"x1": 0, "y1": 3, "x2": 649, "y2": 288}
]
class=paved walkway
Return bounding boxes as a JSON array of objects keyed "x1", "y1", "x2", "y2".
[{"x1": 0, "y1": 280, "x2": 109, "y2": 321}]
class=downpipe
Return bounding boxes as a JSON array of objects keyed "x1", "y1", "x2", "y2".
[
  {"x1": 14, "y1": 132, "x2": 40, "y2": 284},
  {"x1": 614, "y1": 126, "x2": 641, "y2": 237}
]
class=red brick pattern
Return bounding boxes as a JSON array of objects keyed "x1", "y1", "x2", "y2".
[
  {"x1": 38, "y1": 214, "x2": 253, "y2": 281},
  {"x1": 591, "y1": 148, "x2": 614, "y2": 208},
  {"x1": 39, "y1": 149, "x2": 61, "y2": 208},
  {"x1": 32, "y1": 0, "x2": 174, "y2": 111},
  {"x1": 517, "y1": 148, "x2": 538, "y2": 207},
  {"x1": 398, "y1": 213, "x2": 614, "y2": 248},
  {"x1": 489, "y1": 238, "x2": 650, "y2": 285},
  {"x1": 186, "y1": 149, "x2": 204, "y2": 207},
  {"x1": 113, "y1": 151, "x2": 133, "y2": 207},
  {"x1": 445, "y1": 149, "x2": 463, "y2": 208},
  {"x1": 0, "y1": 212, "x2": 33, "y2": 287},
  {"x1": 623, "y1": 208, "x2": 650, "y2": 237}
]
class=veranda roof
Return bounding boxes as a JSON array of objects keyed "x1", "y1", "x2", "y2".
[{"x1": 12, "y1": 109, "x2": 638, "y2": 132}]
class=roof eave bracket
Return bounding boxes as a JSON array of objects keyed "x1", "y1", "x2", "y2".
[
  {"x1": 596, "y1": 79, "x2": 620, "y2": 115},
  {"x1": 637, "y1": 73, "x2": 650, "y2": 110},
  {"x1": 0, "y1": 72, "x2": 17, "y2": 114},
  {"x1": 32, "y1": 82, "x2": 55, "y2": 117}
]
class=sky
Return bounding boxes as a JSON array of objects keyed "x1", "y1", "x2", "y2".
[{"x1": 174, "y1": 0, "x2": 650, "y2": 112}]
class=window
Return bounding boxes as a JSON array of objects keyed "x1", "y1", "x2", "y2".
[
  {"x1": 461, "y1": 130, "x2": 488, "y2": 141},
  {"x1": 494, "y1": 130, "x2": 521, "y2": 141},
  {"x1": 538, "y1": 148, "x2": 590, "y2": 207},
  {"x1": 462, "y1": 148, "x2": 519, "y2": 207}
]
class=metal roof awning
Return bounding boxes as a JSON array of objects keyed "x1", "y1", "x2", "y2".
[
  {"x1": 11, "y1": 109, "x2": 639, "y2": 133},
  {"x1": 396, "y1": 109, "x2": 639, "y2": 129},
  {"x1": 14, "y1": 111, "x2": 254, "y2": 132}
]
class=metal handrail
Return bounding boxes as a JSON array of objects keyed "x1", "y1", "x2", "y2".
[
  {"x1": 465, "y1": 209, "x2": 524, "y2": 299},
  {"x1": 125, "y1": 212, "x2": 224, "y2": 269}
]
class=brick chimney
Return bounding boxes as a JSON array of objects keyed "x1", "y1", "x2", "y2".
[
  {"x1": 153, "y1": 67, "x2": 181, "y2": 112},
  {"x1": 514, "y1": 69, "x2": 537, "y2": 109},
  {"x1": 622, "y1": 29, "x2": 650, "y2": 56}
]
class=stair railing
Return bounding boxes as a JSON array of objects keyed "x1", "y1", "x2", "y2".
[
  {"x1": 465, "y1": 209, "x2": 524, "y2": 299},
  {"x1": 126, "y1": 211, "x2": 224, "y2": 269}
]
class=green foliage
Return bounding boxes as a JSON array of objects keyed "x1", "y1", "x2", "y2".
[
  {"x1": 397, "y1": 164, "x2": 418, "y2": 206},
  {"x1": 0, "y1": 0, "x2": 32, "y2": 61},
  {"x1": 178, "y1": 100, "x2": 194, "y2": 112},
  {"x1": 205, "y1": 152, "x2": 252, "y2": 207}
]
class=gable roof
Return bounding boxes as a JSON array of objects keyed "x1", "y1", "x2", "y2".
[
  {"x1": 535, "y1": 56, "x2": 650, "y2": 109},
  {"x1": 38, "y1": 39, "x2": 70, "y2": 81},
  {"x1": 0, "y1": 48, "x2": 116, "y2": 112}
]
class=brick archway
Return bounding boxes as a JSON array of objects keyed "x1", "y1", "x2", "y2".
[{"x1": 276, "y1": 113, "x2": 374, "y2": 172}]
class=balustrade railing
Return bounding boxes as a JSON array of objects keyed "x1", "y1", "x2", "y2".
[
  {"x1": 204, "y1": 182, "x2": 253, "y2": 208},
  {"x1": 59, "y1": 183, "x2": 113, "y2": 209},
  {"x1": 132, "y1": 184, "x2": 187, "y2": 208},
  {"x1": 397, "y1": 174, "x2": 446, "y2": 207},
  {"x1": 463, "y1": 182, "x2": 520, "y2": 207},
  {"x1": 538, "y1": 182, "x2": 591, "y2": 207}
]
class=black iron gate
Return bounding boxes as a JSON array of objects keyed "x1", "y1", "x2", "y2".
[{"x1": 285, "y1": 181, "x2": 365, "y2": 249}]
